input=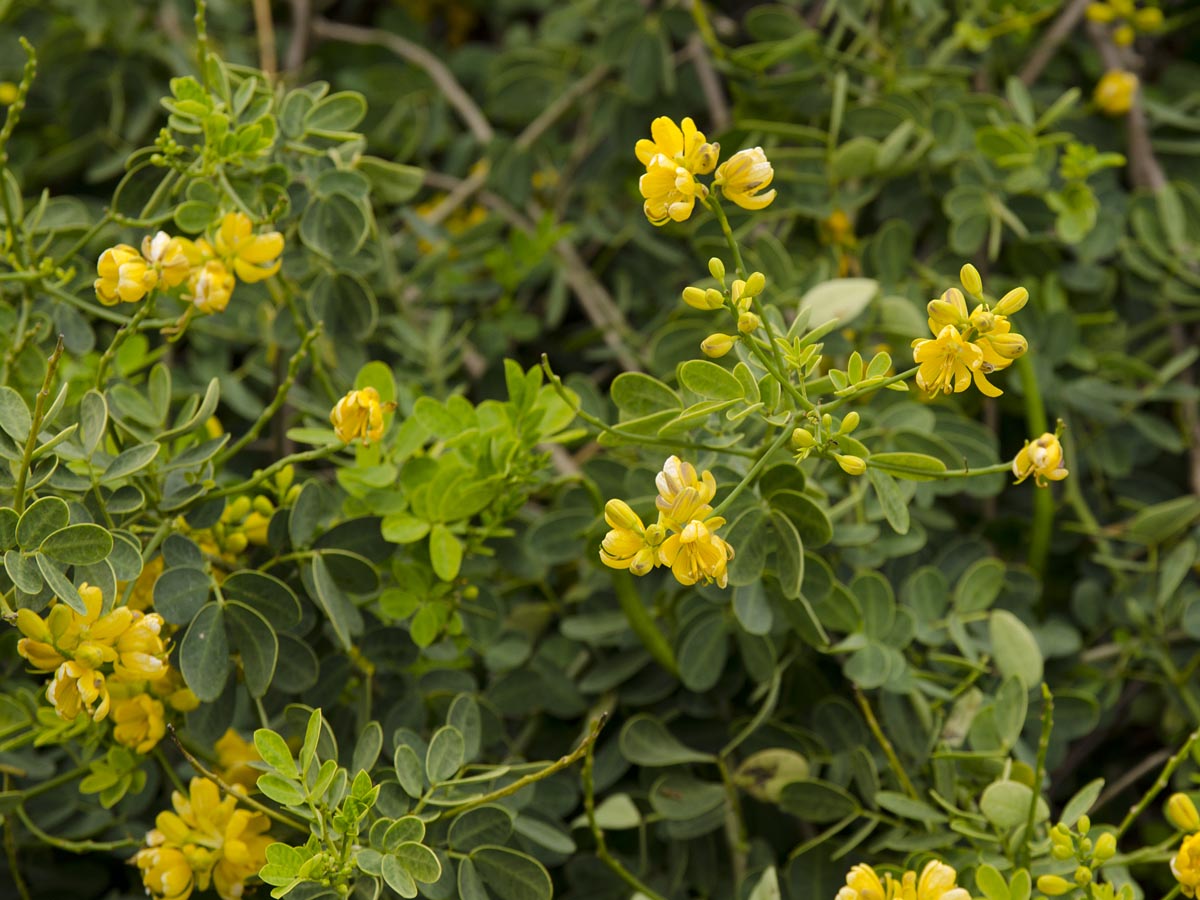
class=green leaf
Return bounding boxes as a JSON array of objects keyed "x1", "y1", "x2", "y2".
[
  {"x1": 299, "y1": 708, "x2": 323, "y2": 774},
  {"x1": 649, "y1": 774, "x2": 726, "y2": 820},
  {"x1": 102, "y1": 443, "x2": 160, "y2": 481},
  {"x1": 394, "y1": 745, "x2": 425, "y2": 798},
  {"x1": 797, "y1": 278, "x2": 878, "y2": 326},
  {"x1": 678, "y1": 359, "x2": 744, "y2": 401},
  {"x1": 17, "y1": 497, "x2": 69, "y2": 550},
  {"x1": 980, "y1": 780, "x2": 1049, "y2": 829},
  {"x1": 867, "y1": 452, "x2": 947, "y2": 481},
  {"x1": 222, "y1": 571, "x2": 302, "y2": 628},
  {"x1": 355, "y1": 156, "x2": 424, "y2": 204},
  {"x1": 39, "y1": 524, "x2": 113, "y2": 565},
  {"x1": 255, "y1": 728, "x2": 300, "y2": 779},
  {"x1": 310, "y1": 555, "x2": 359, "y2": 651},
  {"x1": 471, "y1": 846, "x2": 553, "y2": 900},
  {"x1": 447, "y1": 694, "x2": 482, "y2": 762},
  {"x1": 382, "y1": 854, "x2": 418, "y2": 898},
  {"x1": 955, "y1": 558, "x2": 1006, "y2": 613},
  {"x1": 352, "y1": 721, "x2": 384, "y2": 775},
  {"x1": 429, "y1": 524, "x2": 463, "y2": 582},
  {"x1": 153, "y1": 567, "x2": 210, "y2": 625},
  {"x1": 450, "y1": 806, "x2": 514, "y2": 851},
  {"x1": 36, "y1": 555, "x2": 86, "y2": 612},
  {"x1": 300, "y1": 195, "x2": 368, "y2": 259},
  {"x1": 0, "y1": 508, "x2": 17, "y2": 549},
  {"x1": 305, "y1": 91, "x2": 367, "y2": 132},
  {"x1": 619, "y1": 715, "x2": 715, "y2": 766},
  {"x1": 6, "y1": 550, "x2": 44, "y2": 596},
  {"x1": 989, "y1": 609, "x2": 1044, "y2": 688},
  {"x1": 588, "y1": 794, "x2": 642, "y2": 830},
  {"x1": 257, "y1": 773, "x2": 306, "y2": 807},
  {"x1": 677, "y1": 611, "x2": 728, "y2": 692},
  {"x1": 769, "y1": 490, "x2": 833, "y2": 547},
  {"x1": 1060, "y1": 778, "x2": 1104, "y2": 826},
  {"x1": 867, "y1": 468, "x2": 909, "y2": 534},
  {"x1": 426, "y1": 726, "x2": 465, "y2": 783},
  {"x1": 974, "y1": 864, "x2": 1011, "y2": 900},
  {"x1": 611, "y1": 372, "x2": 680, "y2": 416},
  {"x1": 226, "y1": 601, "x2": 278, "y2": 698},
  {"x1": 179, "y1": 603, "x2": 230, "y2": 702},
  {"x1": 874, "y1": 791, "x2": 947, "y2": 824},
  {"x1": 393, "y1": 842, "x2": 442, "y2": 884},
  {"x1": 0, "y1": 387, "x2": 31, "y2": 442},
  {"x1": 778, "y1": 779, "x2": 860, "y2": 822},
  {"x1": 458, "y1": 859, "x2": 489, "y2": 900},
  {"x1": 769, "y1": 511, "x2": 804, "y2": 599},
  {"x1": 748, "y1": 867, "x2": 781, "y2": 900}
]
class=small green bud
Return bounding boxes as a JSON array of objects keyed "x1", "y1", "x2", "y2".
[
  {"x1": 1077, "y1": 814, "x2": 1091, "y2": 834},
  {"x1": 838, "y1": 411, "x2": 860, "y2": 434},
  {"x1": 1078, "y1": 837, "x2": 1092, "y2": 855},
  {"x1": 1051, "y1": 844, "x2": 1075, "y2": 860},
  {"x1": 792, "y1": 428, "x2": 816, "y2": 449},
  {"x1": 1093, "y1": 832, "x2": 1117, "y2": 861}
]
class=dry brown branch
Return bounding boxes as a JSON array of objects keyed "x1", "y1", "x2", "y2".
[{"x1": 1019, "y1": 0, "x2": 1092, "y2": 86}]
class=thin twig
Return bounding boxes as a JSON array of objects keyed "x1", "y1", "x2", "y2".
[
  {"x1": 310, "y1": 18, "x2": 493, "y2": 143},
  {"x1": 854, "y1": 688, "x2": 921, "y2": 802},
  {"x1": 252, "y1": 0, "x2": 278, "y2": 78},
  {"x1": 285, "y1": 0, "x2": 312, "y2": 73},
  {"x1": 1018, "y1": 0, "x2": 1091, "y2": 86}
]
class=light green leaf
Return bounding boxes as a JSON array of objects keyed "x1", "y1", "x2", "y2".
[
  {"x1": 989, "y1": 609, "x2": 1044, "y2": 688},
  {"x1": 471, "y1": 846, "x2": 553, "y2": 900},
  {"x1": 429, "y1": 524, "x2": 463, "y2": 582},
  {"x1": 179, "y1": 603, "x2": 230, "y2": 702},
  {"x1": 426, "y1": 726, "x2": 465, "y2": 783},
  {"x1": 678, "y1": 359, "x2": 744, "y2": 401},
  {"x1": 619, "y1": 715, "x2": 715, "y2": 766},
  {"x1": 39, "y1": 524, "x2": 112, "y2": 565}
]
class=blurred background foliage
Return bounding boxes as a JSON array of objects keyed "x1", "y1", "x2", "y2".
[{"x1": 1, "y1": 0, "x2": 1200, "y2": 899}]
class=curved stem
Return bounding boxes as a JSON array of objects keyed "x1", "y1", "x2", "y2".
[
  {"x1": 711, "y1": 421, "x2": 793, "y2": 518},
  {"x1": 1116, "y1": 725, "x2": 1200, "y2": 839},
  {"x1": 822, "y1": 365, "x2": 919, "y2": 412},
  {"x1": 612, "y1": 572, "x2": 678, "y2": 676},
  {"x1": 95, "y1": 296, "x2": 156, "y2": 389},
  {"x1": 13, "y1": 337, "x2": 64, "y2": 514},
  {"x1": 1016, "y1": 355, "x2": 1053, "y2": 578}
]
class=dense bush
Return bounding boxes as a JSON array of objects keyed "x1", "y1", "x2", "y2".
[{"x1": 1, "y1": 2, "x2": 1199, "y2": 900}]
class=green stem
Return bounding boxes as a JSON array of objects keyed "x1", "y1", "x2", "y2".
[
  {"x1": 711, "y1": 422, "x2": 793, "y2": 518},
  {"x1": 583, "y1": 731, "x2": 670, "y2": 900},
  {"x1": 708, "y1": 195, "x2": 746, "y2": 279},
  {"x1": 854, "y1": 687, "x2": 920, "y2": 802},
  {"x1": 1016, "y1": 354, "x2": 1053, "y2": 577},
  {"x1": 95, "y1": 296, "x2": 155, "y2": 388},
  {"x1": 612, "y1": 572, "x2": 678, "y2": 676},
  {"x1": 13, "y1": 337, "x2": 64, "y2": 514},
  {"x1": 206, "y1": 444, "x2": 340, "y2": 502},
  {"x1": 1116, "y1": 725, "x2": 1200, "y2": 839},
  {"x1": 153, "y1": 746, "x2": 187, "y2": 794},
  {"x1": 822, "y1": 365, "x2": 920, "y2": 412},
  {"x1": 716, "y1": 757, "x2": 749, "y2": 885},
  {"x1": 1019, "y1": 685, "x2": 1053, "y2": 869},
  {"x1": 15, "y1": 805, "x2": 141, "y2": 853},
  {"x1": 865, "y1": 459, "x2": 1012, "y2": 480}
]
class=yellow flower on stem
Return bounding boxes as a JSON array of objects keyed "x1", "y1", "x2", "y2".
[
  {"x1": 135, "y1": 778, "x2": 271, "y2": 900},
  {"x1": 1095, "y1": 70, "x2": 1138, "y2": 116},
  {"x1": 112, "y1": 692, "x2": 167, "y2": 754},
  {"x1": 714, "y1": 147, "x2": 777, "y2": 211},
  {"x1": 655, "y1": 456, "x2": 717, "y2": 521},
  {"x1": 635, "y1": 116, "x2": 719, "y2": 175},
  {"x1": 95, "y1": 244, "x2": 157, "y2": 305},
  {"x1": 1173, "y1": 832, "x2": 1200, "y2": 897},
  {"x1": 330, "y1": 386, "x2": 393, "y2": 446},
  {"x1": 213, "y1": 212, "x2": 284, "y2": 283},
  {"x1": 1012, "y1": 432, "x2": 1069, "y2": 487},
  {"x1": 640, "y1": 154, "x2": 708, "y2": 226},
  {"x1": 214, "y1": 729, "x2": 263, "y2": 794},
  {"x1": 186, "y1": 259, "x2": 236, "y2": 315},
  {"x1": 658, "y1": 517, "x2": 734, "y2": 588},
  {"x1": 836, "y1": 861, "x2": 970, "y2": 900},
  {"x1": 141, "y1": 232, "x2": 191, "y2": 288},
  {"x1": 1169, "y1": 794, "x2": 1200, "y2": 833},
  {"x1": 47, "y1": 659, "x2": 111, "y2": 722},
  {"x1": 599, "y1": 499, "x2": 665, "y2": 576},
  {"x1": 912, "y1": 324, "x2": 999, "y2": 396}
]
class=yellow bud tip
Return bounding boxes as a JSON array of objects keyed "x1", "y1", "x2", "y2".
[
  {"x1": 1168, "y1": 793, "x2": 1200, "y2": 833},
  {"x1": 708, "y1": 257, "x2": 725, "y2": 281},
  {"x1": 960, "y1": 263, "x2": 983, "y2": 296},
  {"x1": 744, "y1": 272, "x2": 766, "y2": 297},
  {"x1": 701, "y1": 333, "x2": 736, "y2": 358},
  {"x1": 737, "y1": 312, "x2": 761, "y2": 334},
  {"x1": 994, "y1": 286, "x2": 1029, "y2": 315},
  {"x1": 1074, "y1": 866, "x2": 1092, "y2": 886},
  {"x1": 834, "y1": 454, "x2": 866, "y2": 476},
  {"x1": 791, "y1": 428, "x2": 815, "y2": 448},
  {"x1": 1093, "y1": 832, "x2": 1117, "y2": 861},
  {"x1": 1077, "y1": 814, "x2": 1091, "y2": 834},
  {"x1": 1036, "y1": 875, "x2": 1073, "y2": 896},
  {"x1": 839, "y1": 411, "x2": 860, "y2": 434}
]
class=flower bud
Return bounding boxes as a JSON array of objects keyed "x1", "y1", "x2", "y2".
[
  {"x1": 960, "y1": 263, "x2": 983, "y2": 296},
  {"x1": 1077, "y1": 814, "x2": 1091, "y2": 834},
  {"x1": 737, "y1": 312, "x2": 761, "y2": 334},
  {"x1": 252, "y1": 496, "x2": 276, "y2": 516},
  {"x1": 701, "y1": 333, "x2": 736, "y2": 358},
  {"x1": 986, "y1": 332, "x2": 1028, "y2": 360},
  {"x1": 275, "y1": 463, "x2": 295, "y2": 494},
  {"x1": 792, "y1": 428, "x2": 815, "y2": 449},
  {"x1": 1074, "y1": 866, "x2": 1092, "y2": 886},
  {"x1": 730, "y1": 280, "x2": 746, "y2": 305},
  {"x1": 1079, "y1": 837, "x2": 1093, "y2": 855},
  {"x1": 838, "y1": 411, "x2": 860, "y2": 435},
  {"x1": 708, "y1": 257, "x2": 725, "y2": 281},
  {"x1": 1036, "y1": 875, "x2": 1073, "y2": 896},
  {"x1": 994, "y1": 286, "x2": 1029, "y2": 316},
  {"x1": 1093, "y1": 832, "x2": 1117, "y2": 861},
  {"x1": 604, "y1": 499, "x2": 643, "y2": 532},
  {"x1": 1168, "y1": 793, "x2": 1200, "y2": 832},
  {"x1": 744, "y1": 271, "x2": 766, "y2": 298},
  {"x1": 1113, "y1": 23, "x2": 1134, "y2": 45},
  {"x1": 1085, "y1": 2, "x2": 1115, "y2": 22},
  {"x1": 1051, "y1": 843, "x2": 1075, "y2": 860},
  {"x1": 15, "y1": 608, "x2": 49, "y2": 642},
  {"x1": 704, "y1": 289, "x2": 725, "y2": 309},
  {"x1": 1134, "y1": 7, "x2": 1163, "y2": 30},
  {"x1": 834, "y1": 454, "x2": 866, "y2": 476},
  {"x1": 682, "y1": 287, "x2": 709, "y2": 309}
]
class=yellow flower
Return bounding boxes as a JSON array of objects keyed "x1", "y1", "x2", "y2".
[
  {"x1": 214, "y1": 729, "x2": 262, "y2": 794},
  {"x1": 714, "y1": 147, "x2": 777, "y2": 211},
  {"x1": 48, "y1": 659, "x2": 111, "y2": 722},
  {"x1": 658, "y1": 517, "x2": 734, "y2": 588},
  {"x1": 640, "y1": 153, "x2": 707, "y2": 226},
  {"x1": 330, "y1": 386, "x2": 391, "y2": 445},
  {"x1": 635, "y1": 116, "x2": 719, "y2": 175},
  {"x1": 135, "y1": 778, "x2": 272, "y2": 900},
  {"x1": 114, "y1": 612, "x2": 169, "y2": 680},
  {"x1": 1134, "y1": 6, "x2": 1163, "y2": 30},
  {"x1": 701, "y1": 333, "x2": 736, "y2": 358},
  {"x1": 1086, "y1": 1, "x2": 1117, "y2": 21},
  {"x1": 655, "y1": 456, "x2": 717, "y2": 522},
  {"x1": 1169, "y1": 794, "x2": 1200, "y2": 833},
  {"x1": 186, "y1": 259, "x2": 236, "y2": 315},
  {"x1": 835, "y1": 454, "x2": 867, "y2": 476},
  {"x1": 0, "y1": 82, "x2": 18, "y2": 105},
  {"x1": 1175, "y1": 832, "x2": 1200, "y2": 897},
  {"x1": 112, "y1": 693, "x2": 167, "y2": 754},
  {"x1": 123, "y1": 556, "x2": 165, "y2": 612},
  {"x1": 1012, "y1": 432, "x2": 1069, "y2": 487},
  {"x1": 141, "y1": 232, "x2": 191, "y2": 288},
  {"x1": 149, "y1": 667, "x2": 201, "y2": 713},
  {"x1": 1095, "y1": 70, "x2": 1138, "y2": 115},
  {"x1": 212, "y1": 212, "x2": 283, "y2": 283},
  {"x1": 95, "y1": 244, "x2": 157, "y2": 305},
  {"x1": 836, "y1": 861, "x2": 970, "y2": 900},
  {"x1": 912, "y1": 324, "x2": 999, "y2": 397},
  {"x1": 599, "y1": 499, "x2": 665, "y2": 576}
]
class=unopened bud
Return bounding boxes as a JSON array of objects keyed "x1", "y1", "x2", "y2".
[
  {"x1": 994, "y1": 286, "x2": 1029, "y2": 316},
  {"x1": 792, "y1": 428, "x2": 815, "y2": 449},
  {"x1": 960, "y1": 263, "x2": 983, "y2": 296},
  {"x1": 744, "y1": 271, "x2": 766, "y2": 297},
  {"x1": 1074, "y1": 866, "x2": 1091, "y2": 887},
  {"x1": 1168, "y1": 793, "x2": 1200, "y2": 832},
  {"x1": 604, "y1": 499, "x2": 642, "y2": 532},
  {"x1": 1051, "y1": 844, "x2": 1075, "y2": 860},
  {"x1": 1036, "y1": 875, "x2": 1073, "y2": 896},
  {"x1": 730, "y1": 279, "x2": 746, "y2": 305},
  {"x1": 708, "y1": 257, "x2": 725, "y2": 281},
  {"x1": 1079, "y1": 837, "x2": 1093, "y2": 855},
  {"x1": 986, "y1": 332, "x2": 1027, "y2": 360},
  {"x1": 838, "y1": 411, "x2": 860, "y2": 434},
  {"x1": 834, "y1": 454, "x2": 866, "y2": 476},
  {"x1": 1093, "y1": 832, "x2": 1117, "y2": 861},
  {"x1": 682, "y1": 287, "x2": 709, "y2": 309},
  {"x1": 1077, "y1": 814, "x2": 1091, "y2": 835},
  {"x1": 701, "y1": 333, "x2": 736, "y2": 358},
  {"x1": 15, "y1": 609, "x2": 49, "y2": 642},
  {"x1": 737, "y1": 312, "x2": 761, "y2": 334}
]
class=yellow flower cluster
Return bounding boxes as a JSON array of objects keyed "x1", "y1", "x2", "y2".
[
  {"x1": 1086, "y1": 0, "x2": 1163, "y2": 46},
  {"x1": 214, "y1": 728, "x2": 263, "y2": 794},
  {"x1": 14, "y1": 584, "x2": 194, "y2": 752},
  {"x1": 134, "y1": 777, "x2": 271, "y2": 900},
  {"x1": 635, "y1": 116, "x2": 775, "y2": 226},
  {"x1": 1170, "y1": 794, "x2": 1200, "y2": 896},
  {"x1": 1094, "y1": 70, "x2": 1139, "y2": 116},
  {"x1": 1012, "y1": 431, "x2": 1069, "y2": 487},
  {"x1": 331, "y1": 386, "x2": 395, "y2": 446},
  {"x1": 683, "y1": 267, "x2": 768, "y2": 359},
  {"x1": 600, "y1": 456, "x2": 735, "y2": 588},
  {"x1": 911, "y1": 264, "x2": 1029, "y2": 398},
  {"x1": 836, "y1": 860, "x2": 970, "y2": 900},
  {"x1": 94, "y1": 212, "x2": 282, "y2": 315}
]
